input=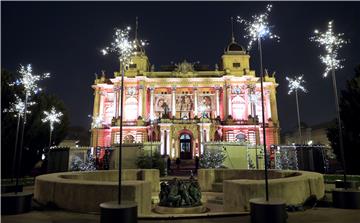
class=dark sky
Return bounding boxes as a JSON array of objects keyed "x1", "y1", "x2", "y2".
[{"x1": 2, "y1": 1, "x2": 360, "y2": 133}]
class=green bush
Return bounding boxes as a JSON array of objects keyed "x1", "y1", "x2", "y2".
[{"x1": 136, "y1": 151, "x2": 166, "y2": 176}]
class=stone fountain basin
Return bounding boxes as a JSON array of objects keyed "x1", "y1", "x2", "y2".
[{"x1": 34, "y1": 169, "x2": 159, "y2": 215}]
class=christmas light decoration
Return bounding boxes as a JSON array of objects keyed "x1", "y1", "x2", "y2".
[
  {"x1": 310, "y1": 21, "x2": 347, "y2": 77},
  {"x1": 42, "y1": 106, "x2": 63, "y2": 147},
  {"x1": 286, "y1": 75, "x2": 307, "y2": 140},
  {"x1": 237, "y1": 4, "x2": 280, "y2": 50},
  {"x1": 286, "y1": 75, "x2": 307, "y2": 95},
  {"x1": 3, "y1": 95, "x2": 35, "y2": 117},
  {"x1": 310, "y1": 21, "x2": 349, "y2": 187}
]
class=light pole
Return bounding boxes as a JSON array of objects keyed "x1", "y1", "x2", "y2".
[
  {"x1": 100, "y1": 25, "x2": 145, "y2": 222},
  {"x1": 3, "y1": 95, "x2": 34, "y2": 183},
  {"x1": 238, "y1": 5, "x2": 287, "y2": 222},
  {"x1": 311, "y1": 21, "x2": 348, "y2": 187},
  {"x1": 42, "y1": 106, "x2": 63, "y2": 148},
  {"x1": 286, "y1": 75, "x2": 307, "y2": 144}
]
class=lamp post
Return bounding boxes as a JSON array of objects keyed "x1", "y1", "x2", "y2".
[
  {"x1": 42, "y1": 107, "x2": 63, "y2": 148},
  {"x1": 2, "y1": 64, "x2": 49, "y2": 215},
  {"x1": 100, "y1": 25, "x2": 146, "y2": 222},
  {"x1": 286, "y1": 75, "x2": 307, "y2": 144},
  {"x1": 3, "y1": 95, "x2": 35, "y2": 184},
  {"x1": 238, "y1": 5, "x2": 287, "y2": 222},
  {"x1": 310, "y1": 21, "x2": 348, "y2": 187}
]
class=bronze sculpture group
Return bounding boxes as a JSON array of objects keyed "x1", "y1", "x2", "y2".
[{"x1": 159, "y1": 177, "x2": 202, "y2": 207}]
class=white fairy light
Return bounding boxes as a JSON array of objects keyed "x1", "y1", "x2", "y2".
[
  {"x1": 101, "y1": 26, "x2": 137, "y2": 67},
  {"x1": 286, "y1": 75, "x2": 307, "y2": 95},
  {"x1": 89, "y1": 114, "x2": 103, "y2": 129},
  {"x1": 310, "y1": 21, "x2": 347, "y2": 77},
  {"x1": 3, "y1": 95, "x2": 36, "y2": 117},
  {"x1": 237, "y1": 4, "x2": 280, "y2": 50},
  {"x1": 10, "y1": 64, "x2": 50, "y2": 97},
  {"x1": 42, "y1": 107, "x2": 63, "y2": 131}
]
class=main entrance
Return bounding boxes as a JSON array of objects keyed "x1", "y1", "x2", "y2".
[{"x1": 179, "y1": 133, "x2": 192, "y2": 159}]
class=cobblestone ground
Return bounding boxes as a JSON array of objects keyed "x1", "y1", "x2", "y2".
[{"x1": 2, "y1": 208, "x2": 360, "y2": 223}]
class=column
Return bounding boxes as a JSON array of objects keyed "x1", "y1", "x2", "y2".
[
  {"x1": 227, "y1": 85, "x2": 232, "y2": 117},
  {"x1": 160, "y1": 130, "x2": 165, "y2": 155},
  {"x1": 194, "y1": 87, "x2": 198, "y2": 117},
  {"x1": 266, "y1": 91, "x2": 272, "y2": 121},
  {"x1": 138, "y1": 85, "x2": 143, "y2": 118},
  {"x1": 166, "y1": 130, "x2": 170, "y2": 155},
  {"x1": 113, "y1": 86, "x2": 119, "y2": 118},
  {"x1": 215, "y1": 87, "x2": 220, "y2": 117},
  {"x1": 171, "y1": 87, "x2": 176, "y2": 118},
  {"x1": 150, "y1": 87, "x2": 154, "y2": 119},
  {"x1": 222, "y1": 86, "x2": 227, "y2": 119},
  {"x1": 93, "y1": 87, "x2": 101, "y2": 117}
]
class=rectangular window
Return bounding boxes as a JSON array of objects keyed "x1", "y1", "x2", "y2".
[
  {"x1": 233, "y1": 63, "x2": 241, "y2": 68},
  {"x1": 129, "y1": 64, "x2": 137, "y2": 69}
]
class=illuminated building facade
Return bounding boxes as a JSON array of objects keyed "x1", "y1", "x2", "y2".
[{"x1": 91, "y1": 36, "x2": 280, "y2": 160}]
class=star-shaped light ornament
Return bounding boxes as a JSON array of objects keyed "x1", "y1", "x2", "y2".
[
  {"x1": 237, "y1": 4, "x2": 280, "y2": 50},
  {"x1": 42, "y1": 107, "x2": 63, "y2": 131},
  {"x1": 286, "y1": 75, "x2": 307, "y2": 95},
  {"x1": 310, "y1": 21, "x2": 348, "y2": 77}
]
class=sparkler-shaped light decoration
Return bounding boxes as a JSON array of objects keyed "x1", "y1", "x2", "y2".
[
  {"x1": 286, "y1": 75, "x2": 307, "y2": 140},
  {"x1": 42, "y1": 107, "x2": 63, "y2": 132},
  {"x1": 101, "y1": 26, "x2": 145, "y2": 68},
  {"x1": 3, "y1": 95, "x2": 36, "y2": 117},
  {"x1": 10, "y1": 64, "x2": 50, "y2": 97},
  {"x1": 286, "y1": 75, "x2": 307, "y2": 95},
  {"x1": 310, "y1": 21, "x2": 347, "y2": 77},
  {"x1": 42, "y1": 107, "x2": 63, "y2": 147},
  {"x1": 237, "y1": 4, "x2": 280, "y2": 50}
]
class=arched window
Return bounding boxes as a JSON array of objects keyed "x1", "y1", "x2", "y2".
[
  {"x1": 124, "y1": 97, "x2": 138, "y2": 121},
  {"x1": 235, "y1": 133, "x2": 247, "y2": 142},
  {"x1": 124, "y1": 135, "x2": 135, "y2": 143}
]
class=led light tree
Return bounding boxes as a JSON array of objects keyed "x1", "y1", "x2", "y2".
[
  {"x1": 42, "y1": 106, "x2": 63, "y2": 147},
  {"x1": 310, "y1": 21, "x2": 348, "y2": 186},
  {"x1": 237, "y1": 4, "x2": 279, "y2": 201},
  {"x1": 3, "y1": 95, "x2": 35, "y2": 182},
  {"x1": 10, "y1": 64, "x2": 50, "y2": 193},
  {"x1": 102, "y1": 26, "x2": 144, "y2": 205},
  {"x1": 286, "y1": 75, "x2": 307, "y2": 142}
]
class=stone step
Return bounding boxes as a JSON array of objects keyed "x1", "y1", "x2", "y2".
[
  {"x1": 211, "y1": 182, "x2": 223, "y2": 192},
  {"x1": 207, "y1": 198, "x2": 224, "y2": 205}
]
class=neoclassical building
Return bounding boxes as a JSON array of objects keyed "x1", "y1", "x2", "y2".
[{"x1": 91, "y1": 36, "x2": 280, "y2": 160}]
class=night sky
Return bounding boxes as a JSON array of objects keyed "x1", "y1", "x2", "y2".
[{"x1": 2, "y1": 2, "x2": 360, "y2": 133}]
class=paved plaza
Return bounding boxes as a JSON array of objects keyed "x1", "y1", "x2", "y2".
[{"x1": 2, "y1": 207, "x2": 360, "y2": 223}]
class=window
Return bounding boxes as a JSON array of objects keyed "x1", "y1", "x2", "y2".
[
  {"x1": 129, "y1": 64, "x2": 137, "y2": 69},
  {"x1": 233, "y1": 62, "x2": 241, "y2": 68}
]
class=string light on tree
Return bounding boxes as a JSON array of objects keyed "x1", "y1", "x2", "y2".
[
  {"x1": 310, "y1": 21, "x2": 347, "y2": 77},
  {"x1": 42, "y1": 106, "x2": 63, "y2": 147},
  {"x1": 237, "y1": 4, "x2": 280, "y2": 50}
]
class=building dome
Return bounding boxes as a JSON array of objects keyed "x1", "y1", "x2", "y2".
[{"x1": 225, "y1": 41, "x2": 246, "y2": 52}]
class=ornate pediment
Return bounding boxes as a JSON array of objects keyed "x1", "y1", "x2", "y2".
[{"x1": 173, "y1": 60, "x2": 197, "y2": 77}]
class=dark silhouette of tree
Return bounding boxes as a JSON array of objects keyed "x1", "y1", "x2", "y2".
[
  {"x1": 327, "y1": 65, "x2": 360, "y2": 174},
  {"x1": 1, "y1": 69, "x2": 69, "y2": 177}
]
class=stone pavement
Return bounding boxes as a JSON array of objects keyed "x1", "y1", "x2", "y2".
[{"x1": 2, "y1": 208, "x2": 360, "y2": 223}]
